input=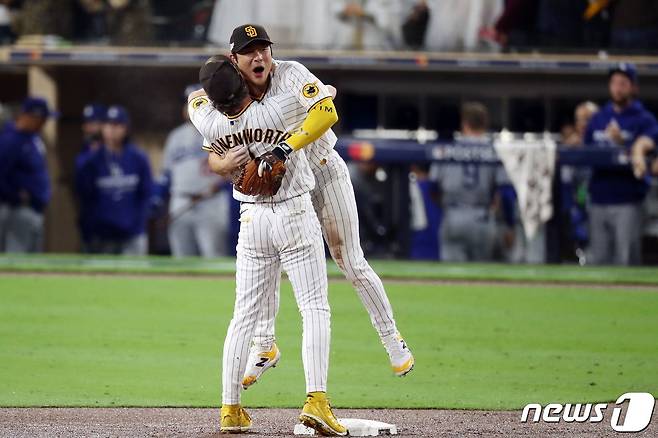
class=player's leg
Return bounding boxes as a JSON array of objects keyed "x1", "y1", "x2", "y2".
[
  {"x1": 275, "y1": 194, "x2": 345, "y2": 436},
  {"x1": 196, "y1": 192, "x2": 230, "y2": 257},
  {"x1": 120, "y1": 233, "x2": 148, "y2": 256},
  {"x1": 241, "y1": 273, "x2": 281, "y2": 389},
  {"x1": 4, "y1": 206, "x2": 44, "y2": 253},
  {"x1": 0, "y1": 202, "x2": 10, "y2": 251},
  {"x1": 313, "y1": 161, "x2": 396, "y2": 337},
  {"x1": 588, "y1": 204, "x2": 611, "y2": 265},
  {"x1": 612, "y1": 203, "x2": 643, "y2": 265},
  {"x1": 168, "y1": 210, "x2": 200, "y2": 257},
  {"x1": 221, "y1": 203, "x2": 279, "y2": 432},
  {"x1": 313, "y1": 156, "x2": 413, "y2": 376},
  {"x1": 439, "y1": 209, "x2": 468, "y2": 262},
  {"x1": 276, "y1": 194, "x2": 330, "y2": 393}
]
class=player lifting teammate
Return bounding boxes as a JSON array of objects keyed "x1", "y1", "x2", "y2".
[
  {"x1": 189, "y1": 56, "x2": 346, "y2": 435},
  {"x1": 212, "y1": 24, "x2": 415, "y2": 388}
]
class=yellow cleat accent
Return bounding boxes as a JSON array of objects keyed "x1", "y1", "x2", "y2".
[
  {"x1": 242, "y1": 343, "x2": 281, "y2": 390},
  {"x1": 299, "y1": 392, "x2": 347, "y2": 436},
  {"x1": 393, "y1": 355, "x2": 415, "y2": 377},
  {"x1": 220, "y1": 404, "x2": 252, "y2": 433}
]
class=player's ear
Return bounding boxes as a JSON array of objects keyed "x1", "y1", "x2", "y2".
[{"x1": 230, "y1": 53, "x2": 238, "y2": 64}]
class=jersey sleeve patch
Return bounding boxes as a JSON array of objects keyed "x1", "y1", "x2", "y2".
[
  {"x1": 190, "y1": 96, "x2": 210, "y2": 110},
  {"x1": 302, "y1": 83, "x2": 320, "y2": 99}
]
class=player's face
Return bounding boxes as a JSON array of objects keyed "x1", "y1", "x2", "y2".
[
  {"x1": 234, "y1": 42, "x2": 273, "y2": 88},
  {"x1": 609, "y1": 73, "x2": 634, "y2": 106},
  {"x1": 83, "y1": 121, "x2": 102, "y2": 136},
  {"x1": 26, "y1": 114, "x2": 47, "y2": 132},
  {"x1": 102, "y1": 122, "x2": 128, "y2": 144}
]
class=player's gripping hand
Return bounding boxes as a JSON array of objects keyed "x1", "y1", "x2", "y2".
[
  {"x1": 225, "y1": 144, "x2": 250, "y2": 171},
  {"x1": 236, "y1": 153, "x2": 287, "y2": 197},
  {"x1": 208, "y1": 144, "x2": 250, "y2": 178},
  {"x1": 258, "y1": 142, "x2": 292, "y2": 176}
]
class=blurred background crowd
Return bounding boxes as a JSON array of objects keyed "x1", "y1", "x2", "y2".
[
  {"x1": 0, "y1": 0, "x2": 657, "y2": 53},
  {"x1": 1, "y1": 0, "x2": 658, "y2": 266}
]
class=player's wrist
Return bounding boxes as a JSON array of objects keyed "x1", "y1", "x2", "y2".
[{"x1": 272, "y1": 142, "x2": 293, "y2": 161}]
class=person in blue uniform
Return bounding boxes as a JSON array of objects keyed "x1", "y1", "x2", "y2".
[
  {"x1": 584, "y1": 63, "x2": 658, "y2": 265},
  {"x1": 0, "y1": 97, "x2": 55, "y2": 252},
  {"x1": 75, "y1": 105, "x2": 153, "y2": 255},
  {"x1": 74, "y1": 103, "x2": 106, "y2": 251}
]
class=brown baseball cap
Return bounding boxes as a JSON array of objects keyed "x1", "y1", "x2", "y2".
[
  {"x1": 230, "y1": 24, "x2": 273, "y2": 54},
  {"x1": 199, "y1": 55, "x2": 245, "y2": 106}
]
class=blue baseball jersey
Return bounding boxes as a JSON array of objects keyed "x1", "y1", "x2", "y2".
[
  {"x1": 584, "y1": 100, "x2": 658, "y2": 204},
  {"x1": 0, "y1": 122, "x2": 50, "y2": 212},
  {"x1": 74, "y1": 140, "x2": 102, "y2": 243},
  {"x1": 75, "y1": 142, "x2": 153, "y2": 239}
]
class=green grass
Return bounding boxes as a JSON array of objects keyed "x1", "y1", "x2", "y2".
[
  {"x1": 1, "y1": 254, "x2": 658, "y2": 284},
  {"x1": 1, "y1": 274, "x2": 657, "y2": 409}
]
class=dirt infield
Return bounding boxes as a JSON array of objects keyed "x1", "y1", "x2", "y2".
[{"x1": 1, "y1": 408, "x2": 656, "y2": 437}]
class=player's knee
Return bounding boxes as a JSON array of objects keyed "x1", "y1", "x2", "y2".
[{"x1": 340, "y1": 254, "x2": 371, "y2": 281}]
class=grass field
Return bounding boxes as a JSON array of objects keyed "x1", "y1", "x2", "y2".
[
  {"x1": 1, "y1": 262, "x2": 657, "y2": 410},
  {"x1": 2, "y1": 254, "x2": 658, "y2": 284}
]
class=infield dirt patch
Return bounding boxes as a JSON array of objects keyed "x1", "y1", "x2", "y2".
[{"x1": 1, "y1": 408, "x2": 656, "y2": 437}]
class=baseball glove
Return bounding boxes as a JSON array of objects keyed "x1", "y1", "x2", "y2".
[{"x1": 233, "y1": 153, "x2": 286, "y2": 197}]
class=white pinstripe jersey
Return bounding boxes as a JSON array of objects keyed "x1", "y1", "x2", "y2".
[
  {"x1": 189, "y1": 91, "x2": 319, "y2": 203},
  {"x1": 261, "y1": 60, "x2": 338, "y2": 168}
]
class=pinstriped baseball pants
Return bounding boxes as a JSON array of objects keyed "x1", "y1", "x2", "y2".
[
  {"x1": 253, "y1": 151, "x2": 398, "y2": 350},
  {"x1": 222, "y1": 192, "x2": 330, "y2": 404}
]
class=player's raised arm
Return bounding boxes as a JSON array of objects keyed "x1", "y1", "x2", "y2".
[
  {"x1": 269, "y1": 73, "x2": 339, "y2": 161},
  {"x1": 278, "y1": 97, "x2": 338, "y2": 153}
]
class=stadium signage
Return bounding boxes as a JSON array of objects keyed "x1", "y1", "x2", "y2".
[{"x1": 521, "y1": 392, "x2": 655, "y2": 432}]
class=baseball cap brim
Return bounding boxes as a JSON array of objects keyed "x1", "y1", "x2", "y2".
[{"x1": 231, "y1": 38, "x2": 273, "y2": 54}]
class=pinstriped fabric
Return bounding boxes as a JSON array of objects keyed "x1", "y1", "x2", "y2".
[
  {"x1": 222, "y1": 193, "x2": 329, "y2": 404},
  {"x1": 188, "y1": 88, "x2": 333, "y2": 403},
  {"x1": 267, "y1": 60, "x2": 338, "y2": 160},
  {"x1": 188, "y1": 94, "x2": 315, "y2": 203},
  {"x1": 250, "y1": 61, "x2": 400, "y2": 351},
  {"x1": 310, "y1": 151, "x2": 397, "y2": 338}
]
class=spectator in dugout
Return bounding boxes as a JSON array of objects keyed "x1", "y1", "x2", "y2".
[
  {"x1": 75, "y1": 105, "x2": 153, "y2": 255},
  {"x1": 0, "y1": 97, "x2": 55, "y2": 253},
  {"x1": 584, "y1": 63, "x2": 658, "y2": 265}
]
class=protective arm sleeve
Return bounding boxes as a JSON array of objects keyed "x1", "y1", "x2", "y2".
[{"x1": 285, "y1": 97, "x2": 338, "y2": 151}]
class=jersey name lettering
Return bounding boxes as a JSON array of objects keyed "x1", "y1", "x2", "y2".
[{"x1": 211, "y1": 128, "x2": 292, "y2": 157}]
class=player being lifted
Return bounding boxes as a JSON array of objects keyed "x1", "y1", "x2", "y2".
[
  {"x1": 212, "y1": 24, "x2": 414, "y2": 388},
  {"x1": 189, "y1": 56, "x2": 346, "y2": 436}
]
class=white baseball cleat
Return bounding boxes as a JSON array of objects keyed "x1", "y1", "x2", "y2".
[
  {"x1": 382, "y1": 332, "x2": 414, "y2": 377},
  {"x1": 242, "y1": 342, "x2": 281, "y2": 389}
]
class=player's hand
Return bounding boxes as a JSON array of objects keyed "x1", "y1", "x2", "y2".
[
  {"x1": 605, "y1": 119, "x2": 624, "y2": 145},
  {"x1": 225, "y1": 144, "x2": 250, "y2": 170},
  {"x1": 258, "y1": 142, "x2": 293, "y2": 176},
  {"x1": 631, "y1": 152, "x2": 647, "y2": 179}
]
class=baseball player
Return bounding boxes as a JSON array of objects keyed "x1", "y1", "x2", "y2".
[
  {"x1": 189, "y1": 55, "x2": 346, "y2": 436},
  {"x1": 75, "y1": 105, "x2": 153, "y2": 255},
  {"x1": 75, "y1": 103, "x2": 105, "y2": 251},
  {"x1": 213, "y1": 24, "x2": 413, "y2": 389},
  {"x1": 160, "y1": 85, "x2": 230, "y2": 258},
  {"x1": 429, "y1": 102, "x2": 510, "y2": 262},
  {"x1": 0, "y1": 97, "x2": 54, "y2": 253}
]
